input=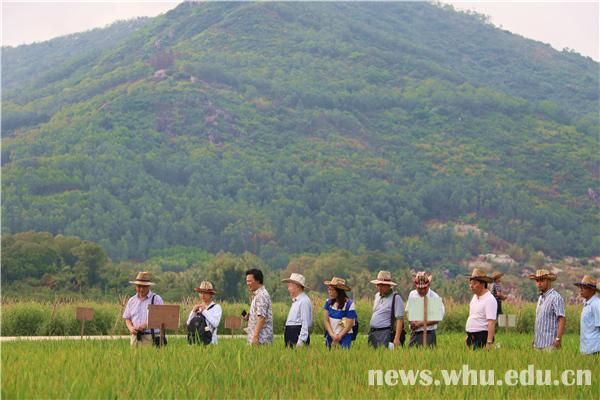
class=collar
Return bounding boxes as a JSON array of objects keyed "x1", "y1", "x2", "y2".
[
  {"x1": 540, "y1": 288, "x2": 555, "y2": 298},
  {"x1": 584, "y1": 294, "x2": 599, "y2": 306},
  {"x1": 380, "y1": 290, "x2": 394, "y2": 298},
  {"x1": 137, "y1": 290, "x2": 153, "y2": 300},
  {"x1": 476, "y1": 289, "x2": 489, "y2": 300},
  {"x1": 292, "y1": 292, "x2": 306, "y2": 302},
  {"x1": 253, "y1": 285, "x2": 265, "y2": 295}
]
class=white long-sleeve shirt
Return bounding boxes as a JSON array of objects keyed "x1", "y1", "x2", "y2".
[
  {"x1": 285, "y1": 292, "x2": 313, "y2": 344},
  {"x1": 186, "y1": 302, "x2": 222, "y2": 344}
]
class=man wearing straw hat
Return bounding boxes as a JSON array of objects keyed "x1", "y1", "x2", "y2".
[
  {"x1": 574, "y1": 275, "x2": 600, "y2": 355},
  {"x1": 530, "y1": 269, "x2": 565, "y2": 350},
  {"x1": 406, "y1": 271, "x2": 445, "y2": 348},
  {"x1": 282, "y1": 273, "x2": 313, "y2": 348},
  {"x1": 465, "y1": 268, "x2": 497, "y2": 350},
  {"x1": 123, "y1": 271, "x2": 164, "y2": 347},
  {"x1": 368, "y1": 271, "x2": 404, "y2": 349},
  {"x1": 186, "y1": 281, "x2": 222, "y2": 345},
  {"x1": 491, "y1": 272, "x2": 507, "y2": 317}
]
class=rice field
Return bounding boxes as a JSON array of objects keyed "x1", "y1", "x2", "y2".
[{"x1": 2, "y1": 333, "x2": 598, "y2": 399}]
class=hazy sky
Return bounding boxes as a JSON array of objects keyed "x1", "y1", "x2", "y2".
[{"x1": 2, "y1": 1, "x2": 599, "y2": 61}]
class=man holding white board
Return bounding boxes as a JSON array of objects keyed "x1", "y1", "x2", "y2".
[{"x1": 405, "y1": 271, "x2": 444, "y2": 348}]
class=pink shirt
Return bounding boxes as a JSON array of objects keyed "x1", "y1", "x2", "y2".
[{"x1": 466, "y1": 291, "x2": 497, "y2": 332}]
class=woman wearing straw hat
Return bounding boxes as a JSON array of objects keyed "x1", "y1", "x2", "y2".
[
  {"x1": 122, "y1": 271, "x2": 164, "y2": 347},
  {"x1": 465, "y1": 269, "x2": 497, "y2": 350},
  {"x1": 186, "y1": 281, "x2": 222, "y2": 345},
  {"x1": 529, "y1": 269, "x2": 565, "y2": 350},
  {"x1": 574, "y1": 275, "x2": 600, "y2": 355},
  {"x1": 323, "y1": 277, "x2": 356, "y2": 349}
]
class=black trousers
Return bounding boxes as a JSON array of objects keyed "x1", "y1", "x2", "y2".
[
  {"x1": 408, "y1": 330, "x2": 437, "y2": 348},
  {"x1": 284, "y1": 325, "x2": 310, "y2": 347},
  {"x1": 466, "y1": 331, "x2": 489, "y2": 349}
]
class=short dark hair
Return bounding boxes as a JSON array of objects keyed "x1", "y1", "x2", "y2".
[{"x1": 245, "y1": 268, "x2": 263, "y2": 284}]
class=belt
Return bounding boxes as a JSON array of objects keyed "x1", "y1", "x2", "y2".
[{"x1": 369, "y1": 326, "x2": 392, "y2": 332}]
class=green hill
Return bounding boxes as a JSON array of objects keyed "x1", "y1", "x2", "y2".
[{"x1": 2, "y1": 1, "x2": 598, "y2": 267}]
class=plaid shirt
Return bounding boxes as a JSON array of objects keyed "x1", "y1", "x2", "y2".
[{"x1": 534, "y1": 288, "x2": 565, "y2": 349}]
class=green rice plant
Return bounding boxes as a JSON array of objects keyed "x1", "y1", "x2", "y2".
[{"x1": 1, "y1": 333, "x2": 597, "y2": 399}]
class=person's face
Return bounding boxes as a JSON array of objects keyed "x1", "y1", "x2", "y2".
[
  {"x1": 579, "y1": 286, "x2": 595, "y2": 300},
  {"x1": 535, "y1": 279, "x2": 550, "y2": 293},
  {"x1": 246, "y1": 274, "x2": 260, "y2": 291},
  {"x1": 377, "y1": 283, "x2": 392, "y2": 296},
  {"x1": 200, "y1": 292, "x2": 213, "y2": 303},
  {"x1": 135, "y1": 284, "x2": 150, "y2": 298},
  {"x1": 416, "y1": 286, "x2": 429, "y2": 297},
  {"x1": 327, "y1": 286, "x2": 337, "y2": 299},
  {"x1": 469, "y1": 279, "x2": 482, "y2": 294},
  {"x1": 287, "y1": 283, "x2": 302, "y2": 298}
]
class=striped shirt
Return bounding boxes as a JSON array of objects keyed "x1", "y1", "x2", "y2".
[
  {"x1": 580, "y1": 294, "x2": 600, "y2": 355},
  {"x1": 285, "y1": 292, "x2": 313, "y2": 344},
  {"x1": 122, "y1": 291, "x2": 164, "y2": 333},
  {"x1": 534, "y1": 288, "x2": 565, "y2": 349},
  {"x1": 323, "y1": 299, "x2": 357, "y2": 347}
]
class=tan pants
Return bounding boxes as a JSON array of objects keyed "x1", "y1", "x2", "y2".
[{"x1": 130, "y1": 333, "x2": 153, "y2": 347}]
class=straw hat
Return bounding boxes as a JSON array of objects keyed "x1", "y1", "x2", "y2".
[
  {"x1": 413, "y1": 271, "x2": 432, "y2": 289},
  {"x1": 574, "y1": 275, "x2": 599, "y2": 292},
  {"x1": 324, "y1": 277, "x2": 351, "y2": 292},
  {"x1": 492, "y1": 271, "x2": 504, "y2": 280},
  {"x1": 465, "y1": 268, "x2": 493, "y2": 283},
  {"x1": 282, "y1": 273, "x2": 309, "y2": 289},
  {"x1": 528, "y1": 269, "x2": 557, "y2": 281},
  {"x1": 194, "y1": 281, "x2": 216, "y2": 294},
  {"x1": 370, "y1": 271, "x2": 397, "y2": 286},
  {"x1": 129, "y1": 271, "x2": 155, "y2": 286}
]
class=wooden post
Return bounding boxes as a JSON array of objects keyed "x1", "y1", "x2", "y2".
[
  {"x1": 160, "y1": 323, "x2": 166, "y2": 346},
  {"x1": 423, "y1": 296, "x2": 428, "y2": 347},
  {"x1": 80, "y1": 320, "x2": 85, "y2": 339}
]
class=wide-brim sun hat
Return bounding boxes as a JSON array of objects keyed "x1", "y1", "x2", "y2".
[
  {"x1": 324, "y1": 276, "x2": 351, "y2": 291},
  {"x1": 129, "y1": 271, "x2": 156, "y2": 286}
]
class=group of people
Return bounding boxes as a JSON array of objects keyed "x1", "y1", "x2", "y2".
[{"x1": 122, "y1": 268, "x2": 599, "y2": 355}]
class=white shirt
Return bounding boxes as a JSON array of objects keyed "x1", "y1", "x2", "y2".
[
  {"x1": 122, "y1": 291, "x2": 164, "y2": 333},
  {"x1": 405, "y1": 288, "x2": 445, "y2": 332},
  {"x1": 466, "y1": 290, "x2": 497, "y2": 332},
  {"x1": 186, "y1": 302, "x2": 222, "y2": 344}
]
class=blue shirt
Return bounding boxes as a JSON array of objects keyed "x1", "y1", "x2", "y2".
[
  {"x1": 285, "y1": 292, "x2": 313, "y2": 344},
  {"x1": 580, "y1": 294, "x2": 600, "y2": 355},
  {"x1": 534, "y1": 288, "x2": 565, "y2": 349},
  {"x1": 323, "y1": 299, "x2": 357, "y2": 348}
]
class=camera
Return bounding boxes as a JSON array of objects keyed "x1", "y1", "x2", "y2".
[{"x1": 136, "y1": 331, "x2": 143, "y2": 341}]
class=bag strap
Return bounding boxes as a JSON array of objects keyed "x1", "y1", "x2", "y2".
[
  {"x1": 150, "y1": 294, "x2": 156, "y2": 338},
  {"x1": 390, "y1": 293, "x2": 397, "y2": 333}
]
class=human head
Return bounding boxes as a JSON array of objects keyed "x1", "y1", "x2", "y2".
[
  {"x1": 370, "y1": 271, "x2": 396, "y2": 296},
  {"x1": 195, "y1": 281, "x2": 216, "y2": 303},
  {"x1": 529, "y1": 269, "x2": 556, "y2": 294},
  {"x1": 245, "y1": 268, "x2": 264, "y2": 291},
  {"x1": 282, "y1": 273, "x2": 307, "y2": 298},
  {"x1": 575, "y1": 275, "x2": 599, "y2": 301}
]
